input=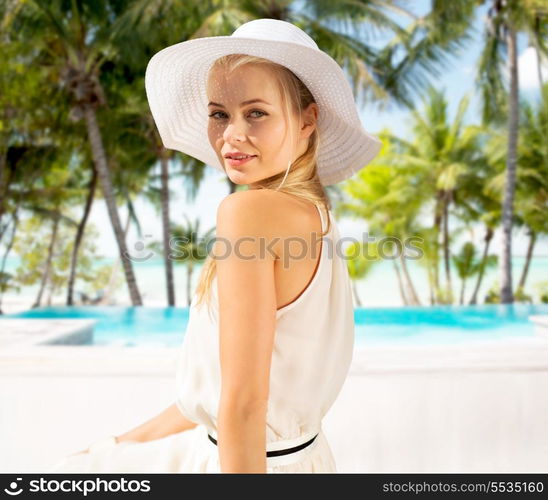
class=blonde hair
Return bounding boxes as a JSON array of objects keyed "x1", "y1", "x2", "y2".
[{"x1": 194, "y1": 54, "x2": 332, "y2": 310}]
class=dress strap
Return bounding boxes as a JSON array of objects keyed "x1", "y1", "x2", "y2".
[{"x1": 315, "y1": 202, "x2": 325, "y2": 232}]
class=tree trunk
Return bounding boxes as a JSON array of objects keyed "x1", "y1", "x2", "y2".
[
  {"x1": 84, "y1": 105, "x2": 142, "y2": 305},
  {"x1": 442, "y1": 190, "x2": 453, "y2": 303},
  {"x1": 1, "y1": 164, "x2": 40, "y2": 244},
  {"x1": 101, "y1": 211, "x2": 132, "y2": 305},
  {"x1": 32, "y1": 216, "x2": 59, "y2": 308},
  {"x1": 432, "y1": 190, "x2": 443, "y2": 302},
  {"x1": 0, "y1": 152, "x2": 9, "y2": 244},
  {"x1": 67, "y1": 164, "x2": 97, "y2": 305},
  {"x1": 392, "y1": 260, "x2": 408, "y2": 305},
  {"x1": 46, "y1": 269, "x2": 56, "y2": 306},
  {"x1": 469, "y1": 226, "x2": 493, "y2": 305},
  {"x1": 516, "y1": 228, "x2": 536, "y2": 293},
  {"x1": 160, "y1": 150, "x2": 175, "y2": 306},
  {"x1": 400, "y1": 253, "x2": 421, "y2": 305},
  {"x1": 186, "y1": 263, "x2": 193, "y2": 307},
  {"x1": 535, "y1": 36, "x2": 544, "y2": 89},
  {"x1": 500, "y1": 27, "x2": 519, "y2": 304},
  {"x1": 352, "y1": 280, "x2": 362, "y2": 307},
  {"x1": 426, "y1": 262, "x2": 435, "y2": 305},
  {"x1": 0, "y1": 211, "x2": 19, "y2": 314},
  {"x1": 459, "y1": 277, "x2": 466, "y2": 305}
]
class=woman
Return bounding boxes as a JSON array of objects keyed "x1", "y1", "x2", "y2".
[{"x1": 49, "y1": 18, "x2": 381, "y2": 474}]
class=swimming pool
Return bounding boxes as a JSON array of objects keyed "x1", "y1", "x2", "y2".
[{"x1": 2, "y1": 303, "x2": 548, "y2": 347}]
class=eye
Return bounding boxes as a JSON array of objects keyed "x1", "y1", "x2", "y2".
[
  {"x1": 207, "y1": 109, "x2": 267, "y2": 120},
  {"x1": 208, "y1": 111, "x2": 227, "y2": 120}
]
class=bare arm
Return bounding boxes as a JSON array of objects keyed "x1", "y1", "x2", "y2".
[
  {"x1": 215, "y1": 192, "x2": 278, "y2": 473},
  {"x1": 72, "y1": 402, "x2": 197, "y2": 456},
  {"x1": 115, "y1": 402, "x2": 198, "y2": 443}
]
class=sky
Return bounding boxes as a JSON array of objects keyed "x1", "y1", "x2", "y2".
[{"x1": 81, "y1": 3, "x2": 548, "y2": 261}]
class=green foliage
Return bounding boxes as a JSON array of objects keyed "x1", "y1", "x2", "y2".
[
  {"x1": 534, "y1": 280, "x2": 548, "y2": 304},
  {"x1": 475, "y1": 0, "x2": 548, "y2": 124},
  {"x1": 1, "y1": 0, "x2": 547, "y2": 309},
  {"x1": 515, "y1": 83, "x2": 548, "y2": 235},
  {"x1": 435, "y1": 285, "x2": 454, "y2": 305},
  {"x1": 513, "y1": 286, "x2": 533, "y2": 304},
  {"x1": 452, "y1": 242, "x2": 481, "y2": 280},
  {"x1": 0, "y1": 271, "x2": 20, "y2": 295},
  {"x1": 483, "y1": 277, "x2": 503, "y2": 304},
  {"x1": 148, "y1": 215, "x2": 215, "y2": 266},
  {"x1": 12, "y1": 215, "x2": 120, "y2": 300},
  {"x1": 345, "y1": 240, "x2": 381, "y2": 281},
  {"x1": 486, "y1": 279, "x2": 534, "y2": 304}
]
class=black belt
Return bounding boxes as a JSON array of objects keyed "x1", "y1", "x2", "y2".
[{"x1": 207, "y1": 433, "x2": 319, "y2": 457}]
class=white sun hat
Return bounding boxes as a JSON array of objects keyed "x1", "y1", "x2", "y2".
[{"x1": 145, "y1": 18, "x2": 382, "y2": 186}]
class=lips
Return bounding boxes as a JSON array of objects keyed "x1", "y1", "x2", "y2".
[
  {"x1": 224, "y1": 153, "x2": 256, "y2": 159},
  {"x1": 225, "y1": 155, "x2": 257, "y2": 167}
]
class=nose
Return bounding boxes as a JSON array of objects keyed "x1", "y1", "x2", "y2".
[{"x1": 222, "y1": 120, "x2": 246, "y2": 143}]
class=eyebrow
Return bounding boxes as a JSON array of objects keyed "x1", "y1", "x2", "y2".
[{"x1": 207, "y1": 98, "x2": 272, "y2": 108}]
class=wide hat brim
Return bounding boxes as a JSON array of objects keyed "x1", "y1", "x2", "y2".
[{"x1": 145, "y1": 35, "x2": 382, "y2": 186}]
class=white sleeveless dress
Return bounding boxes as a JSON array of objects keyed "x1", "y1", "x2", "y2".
[{"x1": 48, "y1": 202, "x2": 355, "y2": 473}]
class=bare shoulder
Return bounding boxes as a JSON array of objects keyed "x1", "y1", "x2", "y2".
[
  {"x1": 216, "y1": 190, "x2": 314, "y2": 260},
  {"x1": 216, "y1": 189, "x2": 307, "y2": 235}
]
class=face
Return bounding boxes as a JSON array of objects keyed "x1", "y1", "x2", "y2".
[{"x1": 207, "y1": 64, "x2": 318, "y2": 189}]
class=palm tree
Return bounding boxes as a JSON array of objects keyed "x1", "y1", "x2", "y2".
[
  {"x1": 442, "y1": 119, "x2": 503, "y2": 305},
  {"x1": 0, "y1": 138, "x2": 83, "y2": 310},
  {"x1": 0, "y1": 13, "x2": 97, "y2": 308},
  {"x1": 385, "y1": 88, "x2": 484, "y2": 303},
  {"x1": 182, "y1": 218, "x2": 214, "y2": 308},
  {"x1": 121, "y1": 0, "x2": 488, "y2": 109},
  {"x1": 412, "y1": 227, "x2": 441, "y2": 306},
  {"x1": 529, "y1": 4, "x2": 548, "y2": 89},
  {"x1": 28, "y1": 206, "x2": 79, "y2": 308},
  {"x1": 345, "y1": 240, "x2": 381, "y2": 307},
  {"x1": 452, "y1": 242, "x2": 479, "y2": 305},
  {"x1": 149, "y1": 215, "x2": 215, "y2": 306},
  {"x1": 172, "y1": 216, "x2": 216, "y2": 307},
  {"x1": 115, "y1": 0, "x2": 487, "y2": 307},
  {"x1": 0, "y1": 143, "x2": 56, "y2": 313},
  {"x1": 475, "y1": 0, "x2": 547, "y2": 302},
  {"x1": 66, "y1": 158, "x2": 97, "y2": 305},
  {"x1": 513, "y1": 83, "x2": 548, "y2": 295},
  {"x1": 112, "y1": 76, "x2": 208, "y2": 306},
  {"x1": 339, "y1": 141, "x2": 424, "y2": 306},
  {"x1": 10, "y1": 0, "x2": 143, "y2": 305},
  {"x1": 0, "y1": 29, "x2": 57, "y2": 245},
  {"x1": 424, "y1": 1, "x2": 547, "y2": 303}
]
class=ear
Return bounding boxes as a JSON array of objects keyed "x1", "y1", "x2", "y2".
[{"x1": 300, "y1": 102, "x2": 319, "y2": 140}]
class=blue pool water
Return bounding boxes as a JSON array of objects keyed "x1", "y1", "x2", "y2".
[{"x1": 2, "y1": 303, "x2": 548, "y2": 347}]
